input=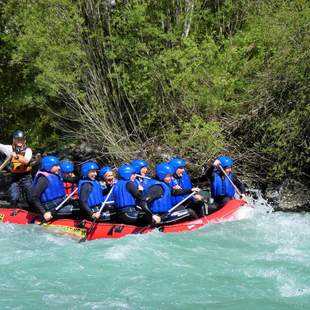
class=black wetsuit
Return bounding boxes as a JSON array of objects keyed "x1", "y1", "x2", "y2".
[
  {"x1": 194, "y1": 166, "x2": 245, "y2": 212},
  {"x1": 78, "y1": 182, "x2": 115, "y2": 221},
  {"x1": 32, "y1": 175, "x2": 77, "y2": 218},
  {"x1": 116, "y1": 181, "x2": 154, "y2": 226},
  {"x1": 144, "y1": 184, "x2": 199, "y2": 224},
  {"x1": 170, "y1": 175, "x2": 206, "y2": 218},
  {"x1": 101, "y1": 183, "x2": 113, "y2": 196}
]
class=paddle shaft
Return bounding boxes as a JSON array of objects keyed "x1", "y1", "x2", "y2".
[
  {"x1": 79, "y1": 186, "x2": 114, "y2": 242},
  {"x1": 136, "y1": 174, "x2": 151, "y2": 180},
  {"x1": 218, "y1": 165, "x2": 243, "y2": 197},
  {"x1": 98, "y1": 187, "x2": 114, "y2": 214},
  {"x1": 167, "y1": 191, "x2": 196, "y2": 214},
  {"x1": 0, "y1": 156, "x2": 11, "y2": 172},
  {"x1": 55, "y1": 187, "x2": 78, "y2": 211}
]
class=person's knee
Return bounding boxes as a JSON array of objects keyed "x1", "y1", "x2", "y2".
[
  {"x1": 9, "y1": 183, "x2": 20, "y2": 202},
  {"x1": 188, "y1": 209, "x2": 199, "y2": 219}
]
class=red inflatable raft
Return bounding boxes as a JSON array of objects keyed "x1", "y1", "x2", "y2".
[{"x1": 0, "y1": 199, "x2": 245, "y2": 241}]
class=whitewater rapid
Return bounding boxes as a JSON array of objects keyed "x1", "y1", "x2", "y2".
[{"x1": 0, "y1": 193, "x2": 309, "y2": 309}]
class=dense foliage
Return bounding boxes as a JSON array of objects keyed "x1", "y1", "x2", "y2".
[{"x1": 0, "y1": 0, "x2": 309, "y2": 183}]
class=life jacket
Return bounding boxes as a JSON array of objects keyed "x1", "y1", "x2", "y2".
[
  {"x1": 169, "y1": 178, "x2": 178, "y2": 188},
  {"x1": 10, "y1": 146, "x2": 32, "y2": 174},
  {"x1": 63, "y1": 181, "x2": 79, "y2": 200},
  {"x1": 135, "y1": 177, "x2": 156, "y2": 194},
  {"x1": 211, "y1": 171, "x2": 235, "y2": 198},
  {"x1": 78, "y1": 179, "x2": 104, "y2": 208},
  {"x1": 170, "y1": 171, "x2": 193, "y2": 205},
  {"x1": 146, "y1": 181, "x2": 172, "y2": 214},
  {"x1": 113, "y1": 180, "x2": 136, "y2": 209},
  {"x1": 33, "y1": 171, "x2": 66, "y2": 205},
  {"x1": 178, "y1": 171, "x2": 192, "y2": 190}
]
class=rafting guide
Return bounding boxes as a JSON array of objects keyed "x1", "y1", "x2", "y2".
[{"x1": 0, "y1": 130, "x2": 34, "y2": 210}]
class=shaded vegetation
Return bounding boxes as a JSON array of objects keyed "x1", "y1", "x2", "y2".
[{"x1": 0, "y1": 0, "x2": 309, "y2": 183}]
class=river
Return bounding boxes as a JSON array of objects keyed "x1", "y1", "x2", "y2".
[{"x1": 0, "y1": 195, "x2": 309, "y2": 309}]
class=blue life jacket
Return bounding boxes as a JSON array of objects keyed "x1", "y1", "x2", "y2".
[
  {"x1": 136, "y1": 177, "x2": 157, "y2": 194},
  {"x1": 169, "y1": 178, "x2": 178, "y2": 188},
  {"x1": 113, "y1": 180, "x2": 136, "y2": 209},
  {"x1": 179, "y1": 171, "x2": 192, "y2": 190},
  {"x1": 211, "y1": 171, "x2": 235, "y2": 198},
  {"x1": 170, "y1": 171, "x2": 193, "y2": 204},
  {"x1": 148, "y1": 181, "x2": 172, "y2": 214},
  {"x1": 78, "y1": 179, "x2": 104, "y2": 208},
  {"x1": 33, "y1": 171, "x2": 65, "y2": 204}
]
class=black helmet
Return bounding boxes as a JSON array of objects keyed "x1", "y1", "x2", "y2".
[{"x1": 13, "y1": 130, "x2": 26, "y2": 140}]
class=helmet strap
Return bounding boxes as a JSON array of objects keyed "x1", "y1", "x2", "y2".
[{"x1": 12, "y1": 143, "x2": 26, "y2": 154}]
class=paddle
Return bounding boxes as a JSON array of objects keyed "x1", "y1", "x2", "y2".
[
  {"x1": 135, "y1": 174, "x2": 151, "y2": 180},
  {"x1": 218, "y1": 164, "x2": 248, "y2": 203},
  {"x1": 0, "y1": 156, "x2": 11, "y2": 172},
  {"x1": 166, "y1": 191, "x2": 196, "y2": 215},
  {"x1": 54, "y1": 188, "x2": 78, "y2": 212},
  {"x1": 79, "y1": 186, "x2": 114, "y2": 243},
  {"x1": 37, "y1": 188, "x2": 79, "y2": 225}
]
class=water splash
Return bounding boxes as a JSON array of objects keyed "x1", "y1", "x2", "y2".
[{"x1": 1, "y1": 194, "x2": 310, "y2": 309}]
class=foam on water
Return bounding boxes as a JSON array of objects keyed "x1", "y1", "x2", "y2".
[{"x1": 1, "y1": 195, "x2": 310, "y2": 309}]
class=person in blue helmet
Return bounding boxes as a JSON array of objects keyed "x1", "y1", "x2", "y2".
[
  {"x1": 32, "y1": 155, "x2": 75, "y2": 222},
  {"x1": 78, "y1": 162, "x2": 114, "y2": 221},
  {"x1": 169, "y1": 157, "x2": 206, "y2": 217},
  {"x1": 60, "y1": 161, "x2": 79, "y2": 206},
  {"x1": 98, "y1": 166, "x2": 117, "y2": 215},
  {"x1": 99, "y1": 166, "x2": 117, "y2": 193},
  {"x1": 0, "y1": 130, "x2": 34, "y2": 209},
  {"x1": 131, "y1": 159, "x2": 151, "y2": 192},
  {"x1": 60, "y1": 161, "x2": 78, "y2": 195},
  {"x1": 195, "y1": 155, "x2": 245, "y2": 212},
  {"x1": 113, "y1": 164, "x2": 160, "y2": 226},
  {"x1": 143, "y1": 163, "x2": 199, "y2": 224}
]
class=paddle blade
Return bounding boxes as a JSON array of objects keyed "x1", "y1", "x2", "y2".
[{"x1": 78, "y1": 237, "x2": 87, "y2": 243}]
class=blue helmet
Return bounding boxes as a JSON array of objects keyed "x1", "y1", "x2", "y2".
[
  {"x1": 131, "y1": 159, "x2": 149, "y2": 174},
  {"x1": 155, "y1": 163, "x2": 174, "y2": 181},
  {"x1": 60, "y1": 161, "x2": 74, "y2": 173},
  {"x1": 218, "y1": 155, "x2": 233, "y2": 168},
  {"x1": 41, "y1": 155, "x2": 60, "y2": 172},
  {"x1": 118, "y1": 164, "x2": 135, "y2": 180},
  {"x1": 99, "y1": 166, "x2": 113, "y2": 178},
  {"x1": 13, "y1": 130, "x2": 26, "y2": 140},
  {"x1": 81, "y1": 162, "x2": 99, "y2": 178},
  {"x1": 169, "y1": 158, "x2": 186, "y2": 172}
]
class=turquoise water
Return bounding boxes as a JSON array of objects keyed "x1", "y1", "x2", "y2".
[{"x1": 0, "y1": 203, "x2": 310, "y2": 309}]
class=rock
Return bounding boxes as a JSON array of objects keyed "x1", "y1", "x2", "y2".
[{"x1": 265, "y1": 179, "x2": 310, "y2": 212}]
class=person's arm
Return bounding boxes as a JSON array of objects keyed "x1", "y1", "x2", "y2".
[
  {"x1": 126, "y1": 181, "x2": 142, "y2": 200},
  {"x1": 12, "y1": 148, "x2": 32, "y2": 165},
  {"x1": 32, "y1": 176, "x2": 49, "y2": 215},
  {"x1": 79, "y1": 183, "x2": 94, "y2": 217},
  {"x1": 172, "y1": 188, "x2": 192, "y2": 196},
  {"x1": 231, "y1": 174, "x2": 245, "y2": 194},
  {"x1": 144, "y1": 185, "x2": 164, "y2": 205},
  {"x1": 127, "y1": 181, "x2": 154, "y2": 217},
  {"x1": 0, "y1": 144, "x2": 12, "y2": 157}
]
